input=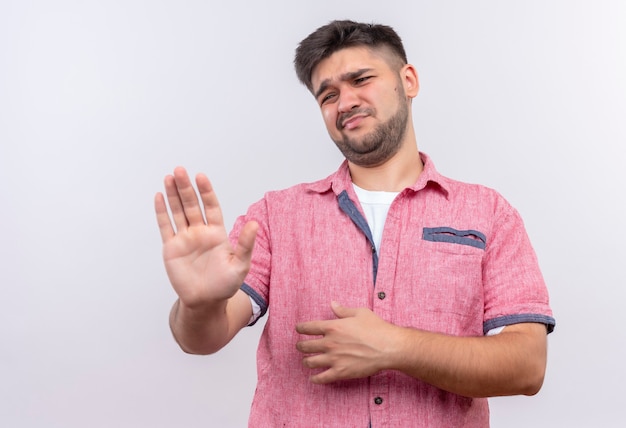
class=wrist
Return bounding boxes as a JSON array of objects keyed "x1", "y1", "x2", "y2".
[
  {"x1": 383, "y1": 326, "x2": 424, "y2": 373},
  {"x1": 176, "y1": 297, "x2": 227, "y2": 320}
]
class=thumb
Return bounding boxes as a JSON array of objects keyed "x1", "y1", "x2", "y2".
[
  {"x1": 234, "y1": 220, "x2": 258, "y2": 262},
  {"x1": 330, "y1": 301, "x2": 358, "y2": 319}
]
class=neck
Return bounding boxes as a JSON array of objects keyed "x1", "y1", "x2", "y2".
[{"x1": 348, "y1": 138, "x2": 423, "y2": 192}]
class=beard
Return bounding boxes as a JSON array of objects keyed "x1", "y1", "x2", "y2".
[{"x1": 331, "y1": 88, "x2": 409, "y2": 167}]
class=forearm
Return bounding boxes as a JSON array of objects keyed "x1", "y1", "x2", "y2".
[
  {"x1": 387, "y1": 323, "x2": 547, "y2": 398},
  {"x1": 169, "y1": 291, "x2": 251, "y2": 355}
]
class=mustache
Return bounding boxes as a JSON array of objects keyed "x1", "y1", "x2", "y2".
[{"x1": 337, "y1": 108, "x2": 374, "y2": 130}]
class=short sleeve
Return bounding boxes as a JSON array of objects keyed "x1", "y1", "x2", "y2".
[
  {"x1": 482, "y1": 199, "x2": 555, "y2": 334},
  {"x1": 230, "y1": 197, "x2": 271, "y2": 325}
]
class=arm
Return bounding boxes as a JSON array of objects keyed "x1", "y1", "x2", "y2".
[
  {"x1": 390, "y1": 321, "x2": 547, "y2": 397},
  {"x1": 168, "y1": 289, "x2": 253, "y2": 355},
  {"x1": 155, "y1": 167, "x2": 258, "y2": 354},
  {"x1": 296, "y1": 302, "x2": 547, "y2": 398}
]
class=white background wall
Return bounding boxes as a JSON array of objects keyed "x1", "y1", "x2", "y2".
[{"x1": 1, "y1": 1, "x2": 624, "y2": 427}]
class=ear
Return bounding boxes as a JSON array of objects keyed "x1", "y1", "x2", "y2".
[{"x1": 401, "y1": 64, "x2": 420, "y2": 98}]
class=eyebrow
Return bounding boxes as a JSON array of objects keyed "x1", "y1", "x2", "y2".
[{"x1": 314, "y1": 68, "x2": 374, "y2": 100}]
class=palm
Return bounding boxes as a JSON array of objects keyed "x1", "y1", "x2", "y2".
[{"x1": 155, "y1": 168, "x2": 257, "y2": 307}]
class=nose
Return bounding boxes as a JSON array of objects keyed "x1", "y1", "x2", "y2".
[{"x1": 337, "y1": 87, "x2": 360, "y2": 113}]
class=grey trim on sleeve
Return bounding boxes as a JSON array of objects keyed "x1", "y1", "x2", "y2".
[
  {"x1": 241, "y1": 282, "x2": 268, "y2": 326},
  {"x1": 483, "y1": 313, "x2": 556, "y2": 335}
]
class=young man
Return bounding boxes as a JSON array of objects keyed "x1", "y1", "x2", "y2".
[{"x1": 155, "y1": 20, "x2": 555, "y2": 427}]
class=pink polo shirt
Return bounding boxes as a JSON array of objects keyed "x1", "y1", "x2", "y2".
[{"x1": 231, "y1": 153, "x2": 554, "y2": 428}]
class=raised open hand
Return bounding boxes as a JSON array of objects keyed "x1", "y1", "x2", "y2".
[{"x1": 154, "y1": 167, "x2": 258, "y2": 308}]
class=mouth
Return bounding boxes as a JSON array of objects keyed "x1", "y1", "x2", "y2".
[
  {"x1": 343, "y1": 116, "x2": 366, "y2": 130},
  {"x1": 339, "y1": 112, "x2": 369, "y2": 131}
]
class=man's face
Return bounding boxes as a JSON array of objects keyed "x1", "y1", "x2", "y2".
[{"x1": 311, "y1": 46, "x2": 411, "y2": 167}]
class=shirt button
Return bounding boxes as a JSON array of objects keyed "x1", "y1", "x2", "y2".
[
  {"x1": 377, "y1": 292, "x2": 386, "y2": 300},
  {"x1": 374, "y1": 397, "x2": 383, "y2": 405}
]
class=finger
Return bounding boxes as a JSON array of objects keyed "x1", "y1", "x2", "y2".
[
  {"x1": 301, "y1": 356, "x2": 340, "y2": 384},
  {"x1": 233, "y1": 221, "x2": 258, "y2": 264},
  {"x1": 301, "y1": 353, "x2": 330, "y2": 369},
  {"x1": 163, "y1": 174, "x2": 189, "y2": 232},
  {"x1": 154, "y1": 192, "x2": 175, "y2": 243},
  {"x1": 330, "y1": 301, "x2": 358, "y2": 319},
  {"x1": 172, "y1": 166, "x2": 207, "y2": 227},
  {"x1": 309, "y1": 368, "x2": 339, "y2": 385},
  {"x1": 296, "y1": 337, "x2": 325, "y2": 354},
  {"x1": 195, "y1": 173, "x2": 226, "y2": 227},
  {"x1": 296, "y1": 320, "x2": 327, "y2": 336}
]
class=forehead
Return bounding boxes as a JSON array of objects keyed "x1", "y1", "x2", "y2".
[{"x1": 311, "y1": 46, "x2": 395, "y2": 91}]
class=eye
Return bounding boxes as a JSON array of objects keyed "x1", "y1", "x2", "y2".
[
  {"x1": 319, "y1": 92, "x2": 336, "y2": 105},
  {"x1": 354, "y1": 76, "x2": 372, "y2": 85}
]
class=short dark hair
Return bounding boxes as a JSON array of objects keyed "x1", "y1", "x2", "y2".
[{"x1": 294, "y1": 20, "x2": 408, "y2": 92}]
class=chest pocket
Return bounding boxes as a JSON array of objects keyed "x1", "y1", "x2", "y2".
[{"x1": 411, "y1": 226, "x2": 486, "y2": 335}]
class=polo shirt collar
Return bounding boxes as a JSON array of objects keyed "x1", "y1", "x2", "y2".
[{"x1": 305, "y1": 152, "x2": 450, "y2": 198}]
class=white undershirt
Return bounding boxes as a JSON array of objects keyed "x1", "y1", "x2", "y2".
[
  {"x1": 248, "y1": 184, "x2": 504, "y2": 335},
  {"x1": 352, "y1": 183, "x2": 399, "y2": 253}
]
